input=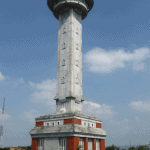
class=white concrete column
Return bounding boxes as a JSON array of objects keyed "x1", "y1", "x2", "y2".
[{"x1": 55, "y1": 8, "x2": 84, "y2": 114}]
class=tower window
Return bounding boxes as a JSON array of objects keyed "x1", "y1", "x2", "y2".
[
  {"x1": 84, "y1": 122, "x2": 86, "y2": 125},
  {"x1": 88, "y1": 123, "x2": 90, "y2": 127},
  {"x1": 47, "y1": 123, "x2": 50, "y2": 126},
  {"x1": 58, "y1": 121, "x2": 60, "y2": 125},
  {"x1": 38, "y1": 139, "x2": 44, "y2": 150},
  {"x1": 92, "y1": 124, "x2": 93, "y2": 127},
  {"x1": 52, "y1": 122, "x2": 55, "y2": 126}
]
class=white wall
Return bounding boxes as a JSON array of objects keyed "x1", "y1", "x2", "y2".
[
  {"x1": 44, "y1": 120, "x2": 63, "y2": 126},
  {"x1": 81, "y1": 120, "x2": 96, "y2": 127},
  {"x1": 44, "y1": 138, "x2": 59, "y2": 150},
  {"x1": 88, "y1": 139, "x2": 93, "y2": 150}
]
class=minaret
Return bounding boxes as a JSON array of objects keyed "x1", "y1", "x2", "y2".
[
  {"x1": 47, "y1": 0, "x2": 94, "y2": 114},
  {"x1": 30, "y1": 1, "x2": 107, "y2": 150}
]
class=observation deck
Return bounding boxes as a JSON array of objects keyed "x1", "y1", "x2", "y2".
[{"x1": 47, "y1": 0, "x2": 94, "y2": 19}]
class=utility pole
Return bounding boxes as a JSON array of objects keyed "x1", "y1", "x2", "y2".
[{"x1": 0, "y1": 98, "x2": 5, "y2": 148}]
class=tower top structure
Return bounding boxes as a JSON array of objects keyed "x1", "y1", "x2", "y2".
[{"x1": 47, "y1": 0, "x2": 94, "y2": 20}]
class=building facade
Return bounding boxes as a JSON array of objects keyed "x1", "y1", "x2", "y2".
[{"x1": 30, "y1": 0, "x2": 107, "y2": 150}]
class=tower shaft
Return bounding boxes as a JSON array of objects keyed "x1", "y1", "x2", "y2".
[{"x1": 55, "y1": 8, "x2": 84, "y2": 114}]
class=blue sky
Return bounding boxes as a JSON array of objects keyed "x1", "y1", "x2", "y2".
[{"x1": 0, "y1": 0, "x2": 150, "y2": 147}]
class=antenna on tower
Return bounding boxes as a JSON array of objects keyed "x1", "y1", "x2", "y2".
[{"x1": 0, "y1": 97, "x2": 5, "y2": 148}]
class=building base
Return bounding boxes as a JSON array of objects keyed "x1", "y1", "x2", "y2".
[
  {"x1": 31, "y1": 137, "x2": 105, "y2": 150},
  {"x1": 30, "y1": 112, "x2": 107, "y2": 150}
]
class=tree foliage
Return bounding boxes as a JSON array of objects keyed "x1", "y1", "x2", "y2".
[
  {"x1": 0, "y1": 146, "x2": 31, "y2": 150},
  {"x1": 128, "y1": 147, "x2": 136, "y2": 150},
  {"x1": 128, "y1": 145, "x2": 150, "y2": 150},
  {"x1": 106, "y1": 144, "x2": 120, "y2": 150},
  {"x1": 18, "y1": 146, "x2": 31, "y2": 150},
  {"x1": 106, "y1": 145, "x2": 150, "y2": 150},
  {"x1": 136, "y1": 145, "x2": 150, "y2": 150}
]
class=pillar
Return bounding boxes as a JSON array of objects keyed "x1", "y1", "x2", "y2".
[
  {"x1": 67, "y1": 137, "x2": 79, "y2": 150},
  {"x1": 96, "y1": 123, "x2": 101, "y2": 128},
  {"x1": 36, "y1": 122, "x2": 44, "y2": 127},
  {"x1": 64, "y1": 119, "x2": 81, "y2": 125},
  {"x1": 93, "y1": 139, "x2": 96, "y2": 150},
  {"x1": 84, "y1": 138, "x2": 88, "y2": 150},
  {"x1": 31, "y1": 138, "x2": 38, "y2": 150},
  {"x1": 100, "y1": 139, "x2": 105, "y2": 150}
]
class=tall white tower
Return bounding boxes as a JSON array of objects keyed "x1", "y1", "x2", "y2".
[
  {"x1": 47, "y1": 0, "x2": 94, "y2": 114},
  {"x1": 30, "y1": 1, "x2": 107, "y2": 150}
]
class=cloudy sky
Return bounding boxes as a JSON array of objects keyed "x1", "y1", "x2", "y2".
[{"x1": 1, "y1": 0, "x2": 150, "y2": 147}]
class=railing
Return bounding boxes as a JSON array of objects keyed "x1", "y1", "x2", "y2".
[{"x1": 54, "y1": 0, "x2": 88, "y2": 10}]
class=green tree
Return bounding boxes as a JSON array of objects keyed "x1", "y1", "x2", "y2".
[
  {"x1": 0, "y1": 148, "x2": 10, "y2": 150},
  {"x1": 18, "y1": 146, "x2": 31, "y2": 150},
  {"x1": 106, "y1": 145, "x2": 119, "y2": 150},
  {"x1": 77, "y1": 144, "x2": 80, "y2": 150},
  {"x1": 136, "y1": 145, "x2": 150, "y2": 150},
  {"x1": 128, "y1": 147, "x2": 136, "y2": 150}
]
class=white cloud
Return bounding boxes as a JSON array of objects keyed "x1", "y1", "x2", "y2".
[
  {"x1": 109, "y1": 118, "x2": 130, "y2": 131},
  {"x1": 135, "y1": 116, "x2": 140, "y2": 121},
  {"x1": 83, "y1": 101, "x2": 115, "y2": 119},
  {"x1": 29, "y1": 79, "x2": 56, "y2": 108},
  {"x1": 84, "y1": 101, "x2": 101, "y2": 108},
  {"x1": 23, "y1": 109, "x2": 42, "y2": 124},
  {"x1": 13, "y1": 78, "x2": 24, "y2": 85},
  {"x1": 18, "y1": 78, "x2": 24, "y2": 83},
  {"x1": 84, "y1": 47, "x2": 150, "y2": 73},
  {"x1": 0, "y1": 72, "x2": 5, "y2": 81},
  {"x1": 129, "y1": 101, "x2": 150, "y2": 112},
  {"x1": 109, "y1": 118, "x2": 129, "y2": 126},
  {"x1": 0, "y1": 109, "x2": 11, "y2": 120}
]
